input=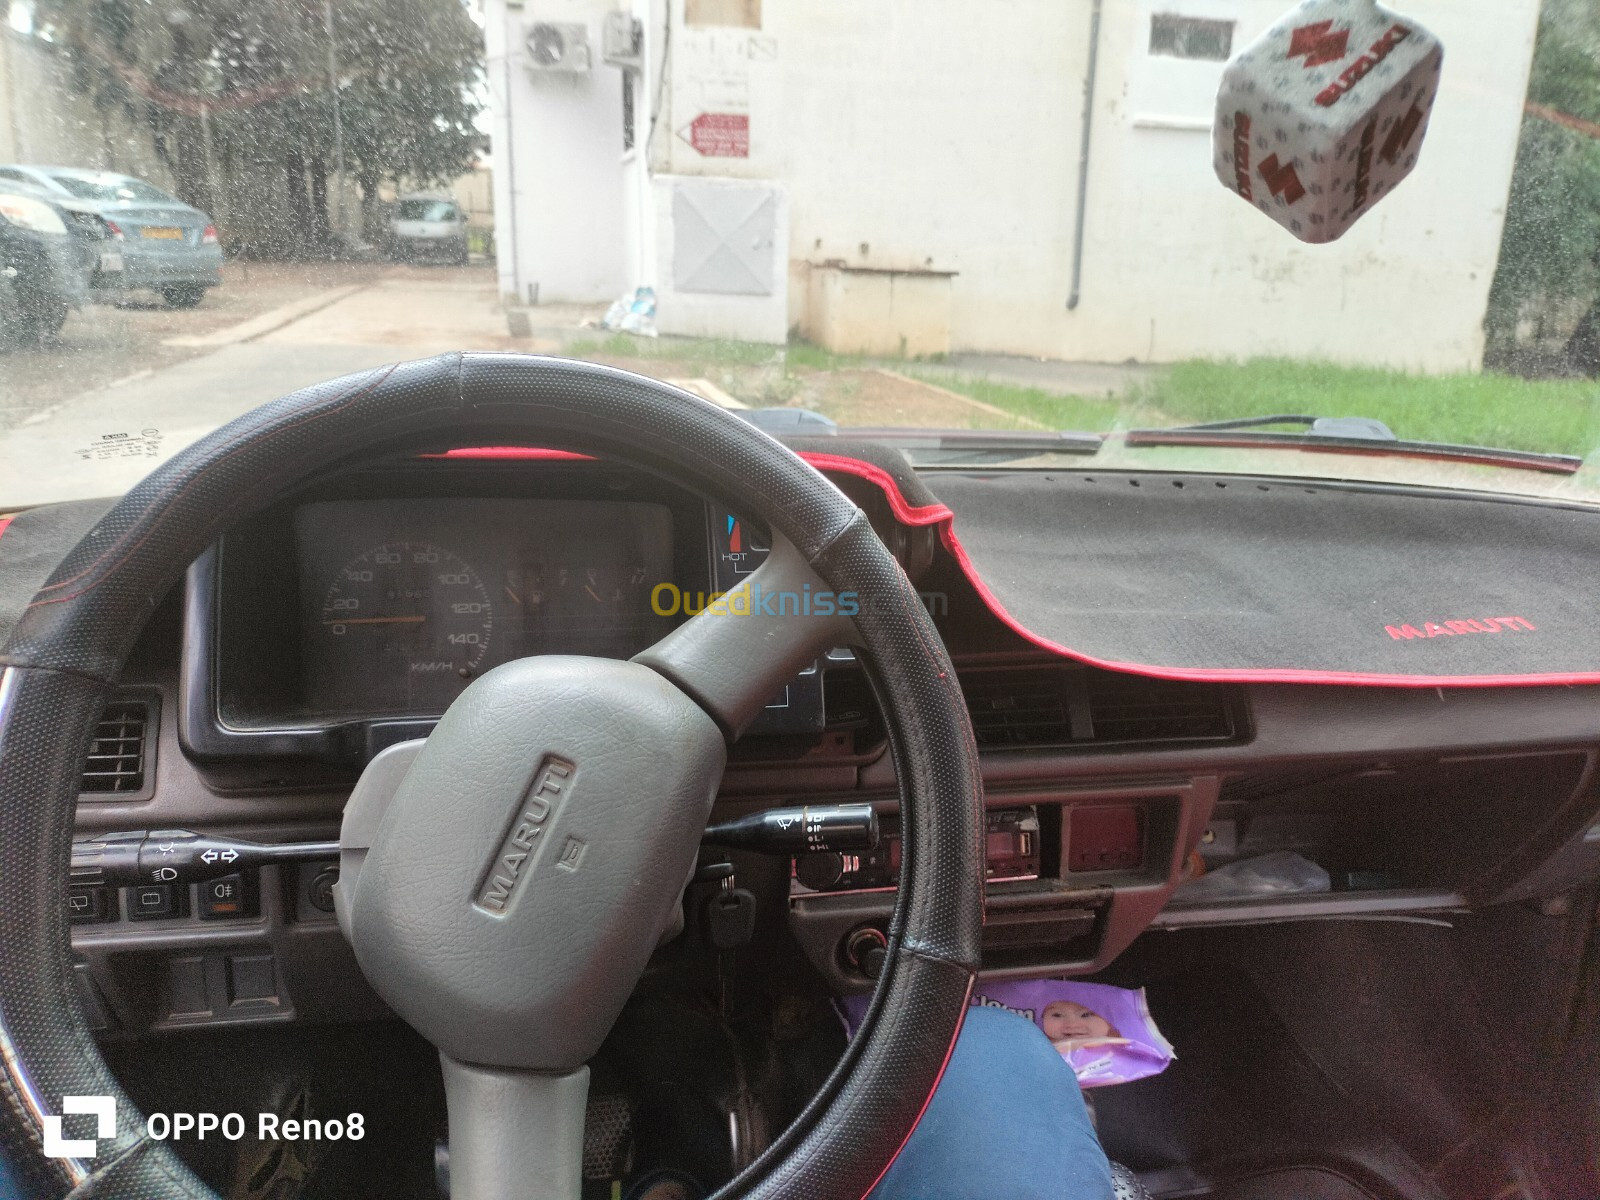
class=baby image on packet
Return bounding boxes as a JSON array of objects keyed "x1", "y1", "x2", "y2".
[{"x1": 839, "y1": 979, "x2": 1174, "y2": 1088}]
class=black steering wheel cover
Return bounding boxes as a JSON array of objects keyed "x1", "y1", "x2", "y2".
[{"x1": 0, "y1": 352, "x2": 983, "y2": 1199}]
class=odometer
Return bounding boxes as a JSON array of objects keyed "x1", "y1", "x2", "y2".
[{"x1": 319, "y1": 542, "x2": 493, "y2": 707}]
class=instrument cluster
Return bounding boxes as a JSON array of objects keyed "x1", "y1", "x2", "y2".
[{"x1": 294, "y1": 498, "x2": 675, "y2": 714}]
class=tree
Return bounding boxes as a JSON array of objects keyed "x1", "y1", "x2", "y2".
[
  {"x1": 322, "y1": 0, "x2": 485, "y2": 242},
  {"x1": 1485, "y1": 4, "x2": 1600, "y2": 371},
  {"x1": 30, "y1": 0, "x2": 483, "y2": 257}
]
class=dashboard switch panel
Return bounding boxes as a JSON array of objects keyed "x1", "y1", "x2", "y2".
[
  {"x1": 792, "y1": 808, "x2": 1039, "y2": 895},
  {"x1": 1067, "y1": 806, "x2": 1146, "y2": 873}
]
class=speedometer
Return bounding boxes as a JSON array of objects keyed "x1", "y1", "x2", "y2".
[{"x1": 320, "y1": 542, "x2": 494, "y2": 693}]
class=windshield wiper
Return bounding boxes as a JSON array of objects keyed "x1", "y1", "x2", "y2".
[
  {"x1": 832, "y1": 428, "x2": 1105, "y2": 465},
  {"x1": 747, "y1": 408, "x2": 1105, "y2": 464},
  {"x1": 1126, "y1": 414, "x2": 1582, "y2": 476}
]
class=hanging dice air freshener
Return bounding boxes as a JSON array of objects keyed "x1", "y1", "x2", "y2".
[{"x1": 1213, "y1": 0, "x2": 1444, "y2": 244}]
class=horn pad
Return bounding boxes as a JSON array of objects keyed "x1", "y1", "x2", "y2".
[{"x1": 339, "y1": 656, "x2": 725, "y2": 1071}]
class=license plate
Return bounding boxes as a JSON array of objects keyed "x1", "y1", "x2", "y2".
[
  {"x1": 140, "y1": 227, "x2": 183, "y2": 240},
  {"x1": 98, "y1": 251, "x2": 124, "y2": 272}
]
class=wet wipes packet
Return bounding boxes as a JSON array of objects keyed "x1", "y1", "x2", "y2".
[{"x1": 839, "y1": 980, "x2": 1174, "y2": 1088}]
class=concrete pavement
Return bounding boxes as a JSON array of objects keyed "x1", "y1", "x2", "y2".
[
  {"x1": 0, "y1": 262, "x2": 1154, "y2": 508},
  {"x1": 0, "y1": 267, "x2": 536, "y2": 508},
  {"x1": 919, "y1": 354, "x2": 1153, "y2": 399},
  {"x1": 0, "y1": 268, "x2": 756, "y2": 508}
]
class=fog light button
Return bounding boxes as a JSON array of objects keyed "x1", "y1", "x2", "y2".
[{"x1": 199, "y1": 873, "x2": 245, "y2": 920}]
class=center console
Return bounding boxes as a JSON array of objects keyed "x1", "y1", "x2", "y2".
[{"x1": 785, "y1": 775, "x2": 1220, "y2": 991}]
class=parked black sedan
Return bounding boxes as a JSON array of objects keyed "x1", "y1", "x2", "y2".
[{"x1": 0, "y1": 184, "x2": 95, "y2": 349}]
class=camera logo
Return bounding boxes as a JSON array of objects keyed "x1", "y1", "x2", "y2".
[{"x1": 44, "y1": 1096, "x2": 116, "y2": 1159}]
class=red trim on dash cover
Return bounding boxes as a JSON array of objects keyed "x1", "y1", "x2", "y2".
[{"x1": 793, "y1": 452, "x2": 1600, "y2": 690}]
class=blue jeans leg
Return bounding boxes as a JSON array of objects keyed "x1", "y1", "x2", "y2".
[
  {"x1": 868, "y1": 1005, "x2": 1116, "y2": 1200},
  {"x1": 0, "y1": 1147, "x2": 27, "y2": 1200}
]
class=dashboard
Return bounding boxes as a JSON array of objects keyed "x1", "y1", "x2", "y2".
[{"x1": 16, "y1": 443, "x2": 1600, "y2": 1037}]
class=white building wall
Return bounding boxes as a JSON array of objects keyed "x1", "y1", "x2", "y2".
[
  {"x1": 1062, "y1": 0, "x2": 1536, "y2": 370},
  {"x1": 495, "y1": 0, "x2": 1539, "y2": 369},
  {"x1": 770, "y1": 0, "x2": 1090, "y2": 350},
  {"x1": 488, "y1": 0, "x2": 633, "y2": 304}
]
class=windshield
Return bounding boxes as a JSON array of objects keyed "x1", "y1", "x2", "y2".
[
  {"x1": 2, "y1": 0, "x2": 1599, "y2": 509},
  {"x1": 47, "y1": 173, "x2": 178, "y2": 205},
  {"x1": 397, "y1": 200, "x2": 459, "y2": 222}
]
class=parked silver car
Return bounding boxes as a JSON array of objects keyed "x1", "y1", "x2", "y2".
[
  {"x1": 390, "y1": 193, "x2": 470, "y2": 265},
  {"x1": 0, "y1": 166, "x2": 222, "y2": 307}
]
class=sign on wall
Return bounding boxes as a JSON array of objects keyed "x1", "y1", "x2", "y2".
[{"x1": 680, "y1": 112, "x2": 751, "y2": 158}]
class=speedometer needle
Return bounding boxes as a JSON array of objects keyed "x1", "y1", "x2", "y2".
[{"x1": 323, "y1": 616, "x2": 428, "y2": 625}]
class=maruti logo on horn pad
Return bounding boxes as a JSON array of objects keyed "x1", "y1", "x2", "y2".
[{"x1": 475, "y1": 756, "x2": 575, "y2": 915}]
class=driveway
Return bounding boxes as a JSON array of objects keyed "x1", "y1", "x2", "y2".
[
  {"x1": 0, "y1": 261, "x2": 395, "y2": 432},
  {"x1": 0, "y1": 261, "x2": 1142, "y2": 510},
  {"x1": 0, "y1": 263, "x2": 513, "y2": 509}
]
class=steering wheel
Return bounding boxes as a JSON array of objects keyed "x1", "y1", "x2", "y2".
[{"x1": 0, "y1": 354, "x2": 983, "y2": 1200}]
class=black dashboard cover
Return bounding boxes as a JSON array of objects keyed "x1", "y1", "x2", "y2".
[{"x1": 919, "y1": 470, "x2": 1600, "y2": 686}]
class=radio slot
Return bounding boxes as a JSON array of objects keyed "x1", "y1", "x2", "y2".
[{"x1": 790, "y1": 807, "x2": 1041, "y2": 897}]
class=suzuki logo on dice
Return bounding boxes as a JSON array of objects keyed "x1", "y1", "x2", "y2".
[
  {"x1": 44, "y1": 1096, "x2": 116, "y2": 1159},
  {"x1": 1258, "y1": 155, "x2": 1307, "y2": 205},
  {"x1": 474, "y1": 756, "x2": 576, "y2": 915},
  {"x1": 1380, "y1": 101, "x2": 1425, "y2": 165},
  {"x1": 1287, "y1": 21, "x2": 1350, "y2": 68}
]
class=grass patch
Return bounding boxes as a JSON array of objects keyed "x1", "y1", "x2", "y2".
[
  {"x1": 926, "y1": 358, "x2": 1600, "y2": 456},
  {"x1": 1139, "y1": 360, "x2": 1600, "y2": 456},
  {"x1": 784, "y1": 341, "x2": 867, "y2": 372},
  {"x1": 564, "y1": 333, "x2": 1600, "y2": 458},
  {"x1": 566, "y1": 333, "x2": 784, "y2": 367}
]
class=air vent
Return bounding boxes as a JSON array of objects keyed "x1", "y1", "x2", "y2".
[
  {"x1": 961, "y1": 665, "x2": 1238, "y2": 750},
  {"x1": 964, "y1": 668, "x2": 1078, "y2": 747},
  {"x1": 1082, "y1": 671, "x2": 1237, "y2": 745},
  {"x1": 80, "y1": 701, "x2": 149, "y2": 794}
]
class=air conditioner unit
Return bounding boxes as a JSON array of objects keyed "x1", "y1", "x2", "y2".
[
  {"x1": 602, "y1": 12, "x2": 643, "y2": 72},
  {"x1": 525, "y1": 22, "x2": 591, "y2": 75}
]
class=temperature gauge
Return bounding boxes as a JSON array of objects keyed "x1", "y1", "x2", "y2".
[
  {"x1": 709, "y1": 509, "x2": 824, "y2": 735},
  {"x1": 714, "y1": 512, "x2": 771, "y2": 582}
]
